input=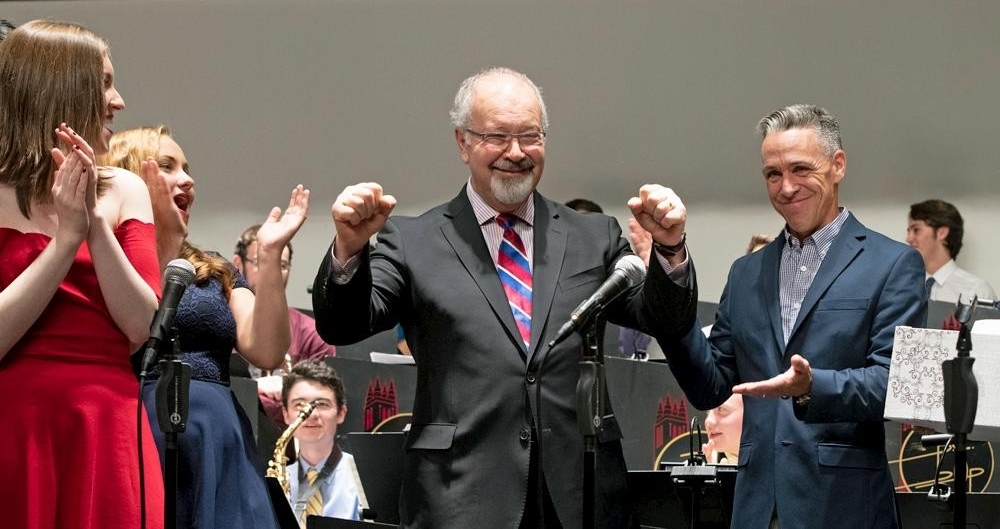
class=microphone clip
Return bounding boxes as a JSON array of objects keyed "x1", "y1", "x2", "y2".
[{"x1": 139, "y1": 324, "x2": 180, "y2": 379}]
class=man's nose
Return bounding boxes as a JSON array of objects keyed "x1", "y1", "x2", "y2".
[
  {"x1": 779, "y1": 174, "x2": 798, "y2": 196},
  {"x1": 504, "y1": 138, "x2": 526, "y2": 160}
]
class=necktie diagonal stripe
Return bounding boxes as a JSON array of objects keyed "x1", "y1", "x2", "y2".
[
  {"x1": 304, "y1": 468, "x2": 324, "y2": 521},
  {"x1": 497, "y1": 214, "x2": 532, "y2": 350}
]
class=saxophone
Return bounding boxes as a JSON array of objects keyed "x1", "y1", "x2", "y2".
[{"x1": 267, "y1": 399, "x2": 319, "y2": 497}]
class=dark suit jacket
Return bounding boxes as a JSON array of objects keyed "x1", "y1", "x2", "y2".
[
  {"x1": 658, "y1": 213, "x2": 926, "y2": 529},
  {"x1": 312, "y1": 189, "x2": 685, "y2": 528}
]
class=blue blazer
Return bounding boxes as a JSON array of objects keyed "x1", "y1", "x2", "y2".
[{"x1": 659, "y1": 213, "x2": 926, "y2": 529}]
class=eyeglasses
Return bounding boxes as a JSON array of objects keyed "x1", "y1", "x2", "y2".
[
  {"x1": 464, "y1": 128, "x2": 546, "y2": 149},
  {"x1": 292, "y1": 399, "x2": 336, "y2": 412},
  {"x1": 245, "y1": 257, "x2": 291, "y2": 272}
]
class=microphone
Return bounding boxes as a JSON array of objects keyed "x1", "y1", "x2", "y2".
[
  {"x1": 139, "y1": 258, "x2": 196, "y2": 377},
  {"x1": 548, "y1": 254, "x2": 646, "y2": 348}
]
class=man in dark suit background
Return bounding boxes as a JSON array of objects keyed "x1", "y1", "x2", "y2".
[
  {"x1": 642, "y1": 104, "x2": 926, "y2": 528},
  {"x1": 312, "y1": 67, "x2": 687, "y2": 528}
]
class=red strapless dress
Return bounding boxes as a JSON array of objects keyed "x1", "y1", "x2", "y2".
[{"x1": 0, "y1": 219, "x2": 165, "y2": 529}]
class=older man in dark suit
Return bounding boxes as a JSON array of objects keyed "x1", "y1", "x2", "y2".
[{"x1": 313, "y1": 67, "x2": 686, "y2": 528}]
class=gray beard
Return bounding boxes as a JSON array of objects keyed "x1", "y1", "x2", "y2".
[{"x1": 491, "y1": 173, "x2": 534, "y2": 205}]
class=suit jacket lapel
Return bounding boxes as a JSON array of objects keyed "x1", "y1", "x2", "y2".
[
  {"x1": 787, "y1": 214, "x2": 866, "y2": 348},
  {"x1": 527, "y1": 195, "x2": 566, "y2": 358},
  {"x1": 761, "y1": 237, "x2": 786, "y2": 355},
  {"x1": 440, "y1": 190, "x2": 525, "y2": 353}
]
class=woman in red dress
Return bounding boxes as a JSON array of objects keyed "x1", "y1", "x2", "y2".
[{"x1": 0, "y1": 20, "x2": 165, "y2": 528}]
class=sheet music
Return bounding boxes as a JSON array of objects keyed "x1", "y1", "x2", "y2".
[
  {"x1": 886, "y1": 325, "x2": 1000, "y2": 441},
  {"x1": 369, "y1": 352, "x2": 415, "y2": 365}
]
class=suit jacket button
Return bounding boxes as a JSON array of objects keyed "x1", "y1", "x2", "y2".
[
  {"x1": 526, "y1": 372, "x2": 537, "y2": 384},
  {"x1": 519, "y1": 429, "x2": 531, "y2": 443}
]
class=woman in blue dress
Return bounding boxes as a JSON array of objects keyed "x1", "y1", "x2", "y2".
[{"x1": 102, "y1": 125, "x2": 309, "y2": 528}]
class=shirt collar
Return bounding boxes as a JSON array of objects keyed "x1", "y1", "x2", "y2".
[
  {"x1": 929, "y1": 259, "x2": 958, "y2": 282},
  {"x1": 298, "y1": 453, "x2": 331, "y2": 481},
  {"x1": 784, "y1": 207, "x2": 849, "y2": 254},
  {"x1": 466, "y1": 178, "x2": 534, "y2": 227}
]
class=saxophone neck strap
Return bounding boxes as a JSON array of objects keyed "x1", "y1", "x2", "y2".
[{"x1": 295, "y1": 444, "x2": 342, "y2": 503}]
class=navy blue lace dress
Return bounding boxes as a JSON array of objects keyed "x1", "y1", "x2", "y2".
[{"x1": 141, "y1": 273, "x2": 279, "y2": 529}]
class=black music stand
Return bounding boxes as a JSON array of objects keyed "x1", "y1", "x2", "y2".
[
  {"x1": 306, "y1": 517, "x2": 396, "y2": 528},
  {"x1": 628, "y1": 466, "x2": 737, "y2": 529},
  {"x1": 265, "y1": 476, "x2": 302, "y2": 529},
  {"x1": 896, "y1": 492, "x2": 1000, "y2": 528},
  {"x1": 927, "y1": 300, "x2": 1000, "y2": 330},
  {"x1": 342, "y1": 432, "x2": 406, "y2": 525}
]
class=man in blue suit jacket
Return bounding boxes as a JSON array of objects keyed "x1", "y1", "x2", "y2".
[{"x1": 632, "y1": 104, "x2": 927, "y2": 528}]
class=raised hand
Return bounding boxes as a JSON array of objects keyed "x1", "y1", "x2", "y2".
[
  {"x1": 627, "y1": 217, "x2": 653, "y2": 267},
  {"x1": 49, "y1": 143, "x2": 93, "y2": 244},
  {"x1": 701, "y1": 438, "x2": 719, "y2": 464},
  {"x1": 138, "y1": 158, "x2": 188, "y2": 267},
  {"x1": 139, "y1": 157, "x2": 187, "y2": 239},
  {"x1": 627, "y1": 184, "x2": 687, "y2": 249},
  {"x1": 256, "y1": 184, "x2": 310, "y2": 253},
  {"x1": 330, "y1": 182, "x2": 396, "y2": 263},
  {"x1": 732, "y1": 354, "x2": 813, "y2": 399},
  {"x1": 53, "y1": 123, "x2": 103, "y2": 225},
  {"x1": 54, "y1": 123, "x2": 97, "y2": 165}
]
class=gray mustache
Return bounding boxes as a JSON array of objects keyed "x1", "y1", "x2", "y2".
[{"x1": 492, "y1": 160, "x2": 534, "y2": 172}]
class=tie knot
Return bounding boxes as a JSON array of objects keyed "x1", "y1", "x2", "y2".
[
  {"x1": 497, "y1": 213, "x2": 516, "y2": 230},
  {"x1": 306, "y1": 468, "x2": 319, "y2": 485}
]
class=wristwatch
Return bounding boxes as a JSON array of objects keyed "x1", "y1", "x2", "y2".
[{"x1": 652, "y1": 233, "x2": 686, "y2": 257}]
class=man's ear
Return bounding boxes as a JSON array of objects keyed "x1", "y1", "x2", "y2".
[
  {"x1": 232, "y1": 254, "x2": 244, "y2": 273},
  {"x1": 455, "y1": 128, "x2": 470, "y2": 164},
  {"x1": 831, "y1": 149, "x2": 847, "y2": 184},
  {"x1": 935, "y1": 226, "x2": 950, "y2": 243}
]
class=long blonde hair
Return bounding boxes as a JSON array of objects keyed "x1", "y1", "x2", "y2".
[
  {"x1": 101, "y1": 125, "x2": 237, "y2": 296},
  {"x1": 0, "y1": 20, "x2": 109, "y2": 218}
]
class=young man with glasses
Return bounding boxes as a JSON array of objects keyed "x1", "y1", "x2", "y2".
[{"x1": 281, "y1": 360, "x2": 361, "y2": 523}]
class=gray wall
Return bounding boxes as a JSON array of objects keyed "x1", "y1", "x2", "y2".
[{"x1": 6, "y1": 0, "x2": 999, "y2": 309}]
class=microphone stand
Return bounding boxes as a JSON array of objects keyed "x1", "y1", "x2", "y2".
[
  {"x1": 941, "y1": 296, "x2": 979, "y2": 529},
  {"x1": 155, "y1": 328, "x2": 192, "y2": 529},
  {"x1": 575, "y1": 312, "x2": 608, "y2": 529}
]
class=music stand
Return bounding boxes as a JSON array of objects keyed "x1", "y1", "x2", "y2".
[
  {"x1": 306, "y1": 517, "x2": 397, "y2": 528},
  {"x1": 342, "y1": 432, "x2": 406, "y2": 525},
  {"x1": 265, "y1": 476, "x2": 301, "y2": 529},
  {"x1": 927, "y1": 300, "x2": 1000, "y2": 330},
  {"x1": 896, "y1": 491, "x2": 1000, "y2": 528},
  {"x1": 628, "y1": 465, "x2": 737, "y2": 529}
]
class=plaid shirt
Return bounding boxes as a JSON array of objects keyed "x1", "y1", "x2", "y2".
[{"x1": 778, "y1": 207, "x2": 850, "y2": 343}]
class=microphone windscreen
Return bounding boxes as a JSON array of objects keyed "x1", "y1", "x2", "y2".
[
  {"x1": 164, "y1": 258, "x2": 196, "y2": 286},
  {"x1": 614, "y1": 254, "x2": 646, "y2": 288}
]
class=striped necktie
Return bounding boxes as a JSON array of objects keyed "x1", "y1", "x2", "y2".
[
  {"x1": 496, "y1": 214, "x2": 532, "y2": 350},
  {"x1": 304, "y1": 468, "x2": 324, "y2": 521},
  {"x1": 925, "y1": 276, "x2": 935, "y2": 300}
]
